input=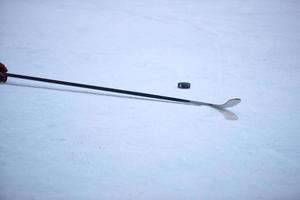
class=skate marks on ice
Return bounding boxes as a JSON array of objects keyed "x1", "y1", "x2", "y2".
[{"x1": 5, "y1": 82, "x2": 239, "y2": 121}]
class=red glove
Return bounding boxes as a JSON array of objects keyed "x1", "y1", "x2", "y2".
[{"x1": 0, "y1": 63, "x2": 8, "y2": 83}]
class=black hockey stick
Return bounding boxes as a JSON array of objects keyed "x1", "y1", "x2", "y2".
[{"x1": 6, "y1": 73, "x2": 241, "y2": 109}]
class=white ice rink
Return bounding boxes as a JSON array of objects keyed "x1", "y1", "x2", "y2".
[{"x1": 1, "y1": 0, "x2": 300, "y2": 199}]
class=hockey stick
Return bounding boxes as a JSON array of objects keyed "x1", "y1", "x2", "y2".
[{"x1": 6, "y1": 73, "x2": 241, "y2": 109}]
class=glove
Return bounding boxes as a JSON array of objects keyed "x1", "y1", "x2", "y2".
[{"x1": 0, "y1": 63, "x2": 8, "y2": 83}]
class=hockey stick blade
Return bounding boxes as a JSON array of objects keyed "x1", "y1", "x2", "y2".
[
  {"x1": 214, "y1": 98, "x2": 241, "y2": 108},
  {"x1": 190, "y1": 98, "x2": 241, "y2": 109}
]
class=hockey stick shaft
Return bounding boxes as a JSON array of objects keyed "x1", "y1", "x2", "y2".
[{"x1": 7, "y1": 73, "x2": 190, "y2": 103}]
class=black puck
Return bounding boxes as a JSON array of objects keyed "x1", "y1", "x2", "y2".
[{"x1": 178, "y1": 82, "x2": 191, "y2": 89}]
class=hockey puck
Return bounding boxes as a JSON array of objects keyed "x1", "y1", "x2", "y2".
[{"x1": 177, "y1": 82, "x2": 191, "y2": 89}]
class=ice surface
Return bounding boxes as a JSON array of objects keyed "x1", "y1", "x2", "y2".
[{"x1": 1, "y1": 0, "x2": 300, "y2": 199}]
